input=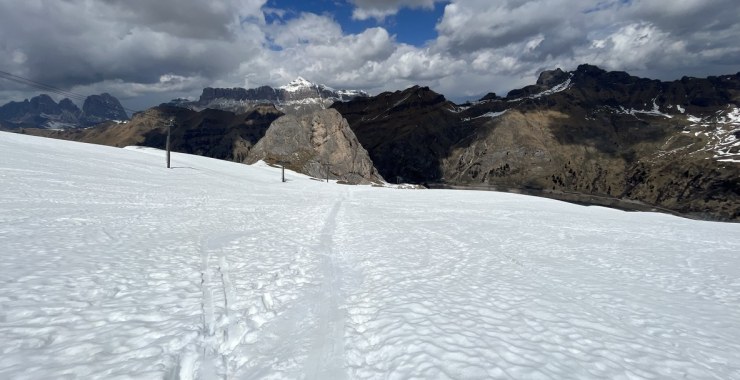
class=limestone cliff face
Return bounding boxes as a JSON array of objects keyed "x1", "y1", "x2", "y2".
[
  {"x1": 246, "y1": 109, "x2": 383, "y2": 184},
  {"x1": 177, "y1": 78, "x2": 368, "y2": 116}
]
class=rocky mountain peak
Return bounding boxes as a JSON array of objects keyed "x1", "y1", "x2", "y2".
[
  {"x1": 280, "y1": 76, "x2": 315, "y2": 92},
  {"x1": 575, "y1": 64, "x2": 607, "y2": 76},
  {"x1": 0, "y1": 93, "x2": 127, "y2": 129},
  {"x1": 82, "y1": 93, "x2": 129, "y2": 124},
  {"x1": 58, "y1": 98, "x2": 81, "y2": 114},
  {"x1": 536, "y1": 68, "x2": 569, "y2": 87}
]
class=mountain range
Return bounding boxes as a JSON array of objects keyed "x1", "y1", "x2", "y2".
[
  {"x1": 169, "y1": 77, "x2": 368, "y2": 115},
  {"x1": 0, "y1": 93, "x2": 128, "y2": 129},
  {"x1": 8, "y1": 66, "x2": 739, "y2": 220},
  {"x1": 334, "y1": 64, "x2": 739, "y2": 219}
]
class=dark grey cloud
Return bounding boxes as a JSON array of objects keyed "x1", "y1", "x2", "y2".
[
  {"x1": 98, "y1": 0, "x2": 239, "y2": 39},
  {"x1": 0, "y1": 0, "x2": 267, "y2": 108}
]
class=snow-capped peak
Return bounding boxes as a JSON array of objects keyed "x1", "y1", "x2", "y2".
[{"x1": 280, "y1": 76, "x2": 316, "y2": 92}]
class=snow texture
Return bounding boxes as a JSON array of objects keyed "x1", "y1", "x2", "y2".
[{"x1": 1, "y1": 132, "x2": 740, "y2": 379}]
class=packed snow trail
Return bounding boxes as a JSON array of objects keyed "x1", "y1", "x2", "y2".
[{"x1": 2, "y1": 132, "x2": 740, "y2": 379}]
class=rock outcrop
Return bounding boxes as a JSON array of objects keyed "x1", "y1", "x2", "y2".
[
  {"x1": 81, "y1": 93, "x2": 128, "y2": 125},
  {"x1": 246, "y1": 108, "x2": 383, "y2": 184}
]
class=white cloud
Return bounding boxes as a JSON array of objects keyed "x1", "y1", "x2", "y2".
[
  {"x1": 349, "y1": 0, "x2": 442, "y2": 20},
  {"x1": 585, "y1": 23, "x2": 688, "y2": 71},
  {"x1": 0, "y1": 0, "x2": 739, "y2": 109}
]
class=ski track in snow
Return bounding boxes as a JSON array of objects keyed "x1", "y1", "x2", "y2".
[{"x1": 1, "y1": 132, "x2": 740, "y2": 379}]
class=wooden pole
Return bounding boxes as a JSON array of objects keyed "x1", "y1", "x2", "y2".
[
  {"x1": 277, "y1": 160, "x2": 287, "y2": 182},
  {"x1": 166, "y1": 120, "x2": 171, "y2": 169}
]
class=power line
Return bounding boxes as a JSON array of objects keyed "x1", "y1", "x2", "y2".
[
  {"x1": 0, "y1": 70, "x2": 87, "y2": 102},
  {"x1": 0, "y1": 69, "x2": 139, "y2": 114}
]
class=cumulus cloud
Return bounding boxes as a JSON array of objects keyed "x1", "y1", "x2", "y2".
[
  {"x1": 258, "y1": 13, "x2": 397, "y2": 87},
  {"x1": 0, "y1": 0, "x2": 266, "y2": 85},
  {"x1": 429, "y1": 0, "x2": 740, "y2": 98},
  {"x1": 349, "y1": 0, "x2": 443, "y2": 20}
]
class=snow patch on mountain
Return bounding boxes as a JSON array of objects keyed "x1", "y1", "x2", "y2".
[
  {"x1": 530, "y1": 75, "x2": 573, "y2": 99},
  {"x1": 463, "y1": 109, "x2": 509, "y2": 121},
  {"x1": 508, "y1": 73, "x2": 574, "y2": 102},
  {"x1": 620, "y1": 98, "x2": 674, "y2": 119},
  {"x1": 279, "y1": 76, "x2": 315, "y2": 92},
  {"x1": 679, "y1": 106, "x2": 740, "y2": 162}
]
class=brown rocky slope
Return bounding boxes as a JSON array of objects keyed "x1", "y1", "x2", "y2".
[
  {"x1": 20, "y1": 104, "x2": 282, "y2": 163},
  {"x1": 333, "y1": 65, "x2": 740, "y2": 221}
]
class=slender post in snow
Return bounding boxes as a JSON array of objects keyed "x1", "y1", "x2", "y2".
[
  {"x1": 277, "y1": 160, "x2": 288, "y2": 182},
  {"x1": 166, "y1": 118, "x2": 173, "y2": 169}
]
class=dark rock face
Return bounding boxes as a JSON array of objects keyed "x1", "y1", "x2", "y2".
[
  {"x1": 334, "y1": 65, "x2": 740, "y2": 221},
  {"x1": 58, "y1": 98, "x2": 80, "y2": 114},
  {"x1": 82, "y1": 93, "x2": 128, "y2": 125},
  {"x1": 246, "y1": 109, "x2": 383, "y2": 184},
  {"x1": 0, "y1": 93, "x2": 127, "y2": 129},
  {"x1": 332, "y1": 86, "x2": 472, "y2": 183},
  {"x1": 0, "y1": 94, "x2": 82, "y2": 129},
  {"x1": 199, "y1": 86, "x2": 279, "y2": 103}
]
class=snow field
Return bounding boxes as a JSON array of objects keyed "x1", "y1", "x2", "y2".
[{"x1": 1, "y1": 132, "x2": 739, "y2": 379}]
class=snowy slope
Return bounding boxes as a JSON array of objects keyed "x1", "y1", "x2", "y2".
[{"x1": 1, "y1": 132, "x2": 740, "y2": 379}]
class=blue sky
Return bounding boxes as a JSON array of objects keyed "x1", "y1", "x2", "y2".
[
  {"x1": 1, "y1": 0, "x2": 739, "y2": 110},
  {"x1": 265, "y1": 0, "x2": 447, "y2": 46}
]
